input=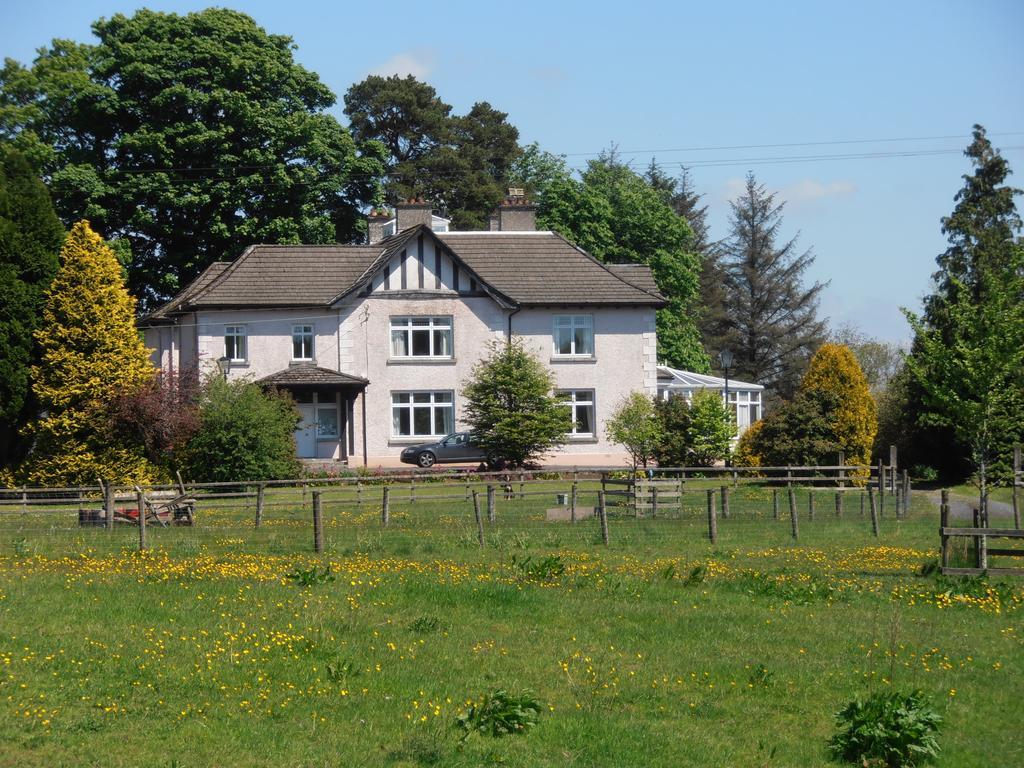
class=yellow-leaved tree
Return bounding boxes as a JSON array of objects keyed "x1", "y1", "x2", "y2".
[
  {"x1": 24, "y1": 221, "x2": 157, "y2": 485},
  {"x1": 800, "y1": 343, "x2": 877, "y2": 470}
]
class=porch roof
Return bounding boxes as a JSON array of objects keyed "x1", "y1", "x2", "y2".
[{"x1": 257, "y1": 364, "x2": 368, "y2": 388}]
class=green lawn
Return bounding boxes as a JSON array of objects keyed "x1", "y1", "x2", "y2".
[{"x1": 0, "y1": 485, "x2": 1021, "y2": 767}]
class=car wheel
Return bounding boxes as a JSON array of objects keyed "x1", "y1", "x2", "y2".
[{"x1": 417, "y1": 451, "x2": 436, "y2": 468}]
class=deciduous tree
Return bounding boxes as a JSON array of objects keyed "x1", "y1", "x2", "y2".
[
  {"x1": 606, "y1": 392, "x2": 664, "y2": 470},
  {"x1": 0, "y1": 146, "x2": 63, "y2": 469},
  {"x1": 25, "y1": 220, "x2": 156, "y2": 485},
  {"x1": 1, "y1": 8, "x2": 385, "y2": 308}
]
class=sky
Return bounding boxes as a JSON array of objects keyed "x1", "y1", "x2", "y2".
[{"x1": 3, "y1": 0, "x2": 1023, "y2": 343}]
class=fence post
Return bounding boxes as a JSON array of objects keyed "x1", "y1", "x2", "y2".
[
  {"x1": 136, "y1": 486, "x2": 147, "y2": 551},
  {"x1": 978, "y1": 507, "x2": 988, "y2": 571},
  {"x1": 939, "y1": 489, "x2": 950, "y2": 571},
  {"x1": 877, "y1": 460, "x2": 885, "y2": 499},
  {"x1": 900, "y1": 470, "x2": 909, "y2": 520},
  {"x1": 255, "y1": 483, "x2": 266, "y2": 528},
  {"x1": 889, "y1": 445, "x2": 898, "y2": 492},
  {"x1": 732, "y1": 469, "x2": 739, "y2": 487},
  {"x1": 808, "y1": 489, "x2": 815, "y2": 521},
  {"x1": 971, "y1": 508, "x2": 981, "y2": 567},
  {"x1": 104, "y1": 479, "x2": 115, "y2": 531},
  {"x1": 868, "y1": 486, "x2": 879, "y2": 538},
  {"x1": 312, "y1": 490, "x2": 324, "y2": 554},
  {"x1": 838, "y1": 451, "x2": 846, "y2": 489},
  {"x1": 598, "y1": 490, "x2": 609, "y2": 546},
  {"x1": 706, "y1": 489, "x2": 717, "y2": 545},
  {"x1": 720, "y1": 486, "x2": 729, "y2": 519},
  {"x1": 381, "y1": 485, "x2": 390, "y2": 528},
  {"x1": 788, "y1": 486, "x2": 798, "y2": 541},
  {"x1": 356, "y1": 478, "x2": 363, "y2": 506},
  {"x1": 772, "y1": 488, "x2": 779, "y2": 521},
  {"x1": 835, "y1": 490, "x2": 843, "y2": 518},
  {"x1": 410, "y1": 476, "x2": 416, "y2": 505},
  {"x1": 570, "y1": 482, "x2": 578, "y2": 523},
  {"x1": 20, "y1": 487, "x2": 27, "y2": 516},
  {"x1": 651, "y1": 485, "x2": 659, "y2": 518},
  {"x1": 860, "y1": 490, "x2": 866, "y2": 517},
  {"x1": 488, "y1": 484, "x2": 496, "y2": 524},
  {"x1": 519, "y1": 470, "x2": 526, "y2": 499},
  {"x1": 465, "y1": 478, "x2": 471, "y2": 502},
  {"x1": 472, "y1": 490, "x2": 484, "y2": 547},
  {"x1": 1013, "y1": 444, "x2": 1021, "y2": 529}
]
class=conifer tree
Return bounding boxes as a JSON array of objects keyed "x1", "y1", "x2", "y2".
[
  {"x1": 25, "y1": 220, "x2": 156, "y2": 485},
  {"x1": 801, "y1": 343, "x2": 877, "y2": 469},
  {"x1": 0, "y1": 147, "x2": 63, "y2": 469}
]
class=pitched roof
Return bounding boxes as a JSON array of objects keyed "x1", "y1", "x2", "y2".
[
  {"x1": 257, "y1": 364, "x2": 368, "y2": 387},
  {"x1": 657, "y1": 365, "x2": 763, "y2": 391},
  {"x1": 437, "y1": 231, "x2": 665, "y2": 306},
  {"x1": 140, "y1": 261, "x2": 231, "y2": 324},
  {"x1": 149, "y1": 226, "x2": 666, "y2": 316}
]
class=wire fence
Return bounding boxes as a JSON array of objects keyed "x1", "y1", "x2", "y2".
[{"x1": 0, "y1": 465, "x2": 931, "y2": 558}]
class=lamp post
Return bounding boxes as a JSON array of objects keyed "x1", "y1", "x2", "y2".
[
  {"x1": 216, "y1": 356, "x2": 231, "y2": 381},
  {"x1": 719, "y1": 349, "x2": 734, "y2": 466}
]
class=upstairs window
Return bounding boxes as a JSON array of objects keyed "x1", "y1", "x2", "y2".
[
  {"x1": 391, "y1": 316, "x2": 452, "y2": 359},
  {"x1": 224, "y1": 325, "x2": 246, "y2": 362},
  {"x1": 553, "y1": 315, "x2": 594, "y2": 357},
  {"x1": 292, "y1": 325, "x2": 314, "y2": 361}
]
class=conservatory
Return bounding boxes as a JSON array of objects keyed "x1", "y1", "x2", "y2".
[{"x1": 655, "y1": 365, "x2": 765, "y2": 439}]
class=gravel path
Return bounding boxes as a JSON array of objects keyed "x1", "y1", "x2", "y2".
[{"x1": 927, "y1": 491, "x2": 1017, "y2": 521}]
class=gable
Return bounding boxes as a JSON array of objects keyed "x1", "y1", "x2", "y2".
[{"x1": 366, "y1": 230, "x2": 483, "y2": 295}]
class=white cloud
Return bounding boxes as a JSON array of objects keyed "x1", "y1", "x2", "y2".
[{"x1": 368, "y1": 48, "x2": 437, "y2": 79}]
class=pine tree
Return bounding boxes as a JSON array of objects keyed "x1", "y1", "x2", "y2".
[
  {"x1": 0, "y1": 146, "x2": 63, "y2": 469},
  {"x1": 904, "y1": 125, "x2": 1023, "y2": 491},
  {"x1": 25, "y1": 220, "x2": 157, "y2": 485},
  {"x1": 717, "y1": 173, "x2": 827, "y2": 400},
  {"x1": 801, "y1": 343, "x2": 878, "y2": 469}
]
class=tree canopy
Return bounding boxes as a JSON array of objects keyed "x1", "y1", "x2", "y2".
[
  {"x1": 344, "y1": 75, "x2": 519, "y2": 230},
  {"x1": 801, "y1": 343, "x2": 877, "y2": 469},
  {"x1": 0, "y1": 146, "x2": 63, "y2": 469},
  {"x1": 0, "y1": 8, "x2": 385, "y2": 308}
]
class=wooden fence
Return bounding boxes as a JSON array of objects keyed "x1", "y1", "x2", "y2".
[{"x1": 939, "y1": 488, "x2": 1024, "y2": 576}]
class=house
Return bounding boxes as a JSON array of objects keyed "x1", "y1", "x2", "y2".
[
  {"x1": 656, "y1": 365, "x2": 764, "y2": 439},
  {"x1": 141, "y1": 198, "x2": 666, "y2": 466}
]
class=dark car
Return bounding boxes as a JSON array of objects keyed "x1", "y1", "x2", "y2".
[{"x1": 400, "y1": 432, "x2": 488, "y2": 468}]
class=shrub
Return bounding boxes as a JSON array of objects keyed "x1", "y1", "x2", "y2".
[
  {"x1": 829, "y1": 690, "x2": 942, "y2": 767},
  {"x1": 802, "y1": 343, "x2": 878, "y2": 469},
  {"x1": 653, "y1": 391, "x2": 734, "y2": 467},
  {"x1": 747, "y1": 390, "x2": 840, "y2": 467},
  {"x1": 455, "y1": 689, "x2": 541, "y2": 738},
  {"x1": 605, "y1": 392, "x2": 663, "y2": 470},
  {"x1": 180, "y1": 377, "x2": 300, "y2": 482},
  {"x1": 110, "y1": 367, "x2": 200, "y2": 473},
  {"x1": 732, "y1": 419, "x2": 763, "y2": 467}
]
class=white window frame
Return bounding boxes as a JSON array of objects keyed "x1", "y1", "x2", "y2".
[
  {"x1": 292, "y1": 324, "x2": 314, "y2": 361},
  {"x1": 390, "y1": 316, "x2": 453, "y2": 359},
  {"x1": 224, "y1": 325, "x2": 247, "y2": 362},
  {"x1": 391, "y1": 390, "x2": 454, "y2": 438},
  {"x1": 557, "y1": 389, "x2": 595, "y2": 437},
  {"x1": 552, "y1": 314, "x2": 594, "y2": 358}
]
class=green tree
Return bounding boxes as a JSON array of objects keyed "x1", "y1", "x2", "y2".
[
  {"x1": 1, "y1": 8, "x2": 385, "y2": 308},
  {"x1": 0, "y1": 146, "x2": 63, "y2": 469},
  {"x1": 606, "y1": 392, "x2": 664, "y2": 470},
  {"x1": 801, "y1": 343, "x2": 878, "y2": 469},
  {"x1": 715, "y1": 173, "x2": 828, "y2": 401},
  {"x1": 904, "y1": 126, "x2": 1023, "y2": 497},
  {"x1": 25, "y1": 220, "x2": 156, "y2": 485},
  {"x1": 748, "y1": 390, "x2": 840, "y2": 467},
  {"x1": 830, "y1": 323, "x2": 905, "y2": 396},
  {"x1": 344, "y1": 75, "x2": 519, "y2": 229},
  {"x1": 539, "y1": 156, "x2": 708, "y2": 371},
  {"x1": 653, "y1": 391, "x2": 734, "y2": 467},
  {"x1": 462, "y1": 338, "x2": 571, "y2": 468},
  {"x1": 180, "y1": 377, "x2": 300, "y2": 482}
]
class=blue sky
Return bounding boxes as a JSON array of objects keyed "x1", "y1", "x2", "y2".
[{"x1": 3, "y1": 0, "x2": 1023, "y2": 342}]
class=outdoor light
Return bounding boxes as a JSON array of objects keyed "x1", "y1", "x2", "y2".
[
  {"x1": 719, "y1": 348, "x2": 734, "y2": 369},
  {"x1": 719, "y1": 349, "x2": 734, "y2": 466},
  {"x1": 216, "y1": 355, "x2": 231, "y2": 380}
]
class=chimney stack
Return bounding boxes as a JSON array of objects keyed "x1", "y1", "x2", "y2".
[
  {"x1": 394, "y1": 199, "x2": 433, "y2": 233},
  {"x1": 494, "y1": 188, "x2": 536, "y2": 231},
  {"x1": 367, "y1": 207, "x2": 391, "y2": 245}
]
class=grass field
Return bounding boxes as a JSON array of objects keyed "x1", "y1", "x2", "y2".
[{"x1": 1, "y1": 483, "x2": 1021, "y2": 767}]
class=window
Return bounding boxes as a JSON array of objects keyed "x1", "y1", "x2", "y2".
[
  {"x1": 390, "y1": 317, "x2": 452, "y2": 359},
  {"x1": 557, "y1": 389, "x2": 595, "y2": 436},
  {"x1": 553, "y1": 315, "x2": 594, "y2": 357},
  {"x1": 316, "y1": 406, "x2": 338, "y2": 439},
  {"x1": 292, "y1": 325, "x2": 314, "y2": 360},
  {"x1": 224, "y1": 325, "x2": 246, "y2": 362},
  {"x1": 391, "y1": 391, "x2": 454, "y2": 437}
]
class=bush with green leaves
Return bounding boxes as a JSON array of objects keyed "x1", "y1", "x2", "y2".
[
  {"x1": 829, "y1": 690, "x2": 942, "y2": 767},
  {"x1": 653, "y1": 390, "x2": 733, "y2": 467},
  {"x1": 605, "y1": 392, "x2": 663, "y2": 470},
  {"x1": 180, "y1": 377, "x2": 300, "y2": 482},
  {"x1": 455, "y1": 689, "x2": 541, "y2": 739}
]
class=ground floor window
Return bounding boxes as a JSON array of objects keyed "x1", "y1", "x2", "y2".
[
  {"x1": 557, "y1": 389, "x2": 595, "y2": 436},
  {"x1": 391, "y1": 391, "x2": 454, "y2": 437}
]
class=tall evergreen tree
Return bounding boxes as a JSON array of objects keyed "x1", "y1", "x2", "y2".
[
  {"x1": 904, "y1": 125, "x2": 1024, "y2": 489},
  {"x1": 716, "y1": 173, "x2": 827, "y2": 400},
  {"x1": 344, "y1": 75, "x2": 520, "y2": 230},
  {"x1": 0, "y1": 8, "x2": 385, "y2": 308},
  {"x1": 0, "y1": 147, "x2": 63, "y2": 469},
  {"x1": 25, "y1": 220, "x2": 157, "y2": 485}
]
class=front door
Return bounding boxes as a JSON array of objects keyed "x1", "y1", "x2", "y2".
[{"x1": 296, "y1": 404, "x2": 317, "y2": 458}]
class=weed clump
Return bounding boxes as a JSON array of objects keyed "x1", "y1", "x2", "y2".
[
  {"x1": 829, "y1": 690, "x2": 941, "y2": 767},
  {"x1": 455, "y1": 689, "x2": 541, "y2": 739}
]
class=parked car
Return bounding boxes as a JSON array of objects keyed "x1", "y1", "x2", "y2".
[{"x1": 400, "y1": 432, "x2": 488, "y2": 468}]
